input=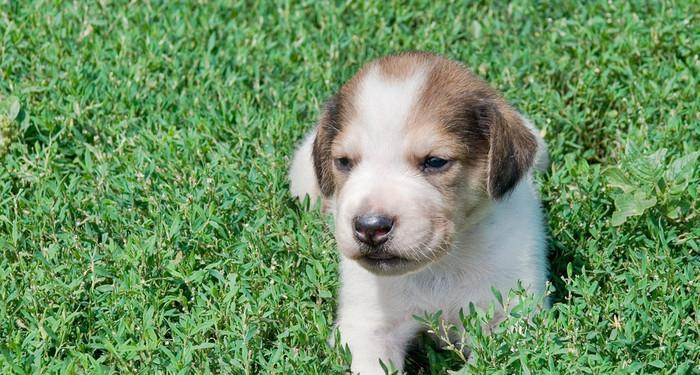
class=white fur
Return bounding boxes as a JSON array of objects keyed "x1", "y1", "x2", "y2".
[
  {"x1": 333, "y1": 68, "x2": 443, "y2": 269},
  {"x1": 522, "y1": 116, "x2": 550, "y2": 172},
  {"x1": 289, "y1": 128, "x2": 321, "y2": 203},
  {"x1": 353, "y1": 66, "x2": 428, "y2": 139},
  {"x1": 289, "y1": 66, "x2": 548, "y2": 375}
]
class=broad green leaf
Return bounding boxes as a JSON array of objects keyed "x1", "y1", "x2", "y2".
[
  {"x1": 611, "y1": 191, "x2": 657, "y2": 226},
  {"x1": 628, "y1": 148, "x2": 666, "y2": 183},
  {"x1": 665, "y1": 205, "x2": 681, "y2": 220},
  {"x1": 8, "y1": 96, "x2": 20, "y2": 120},
  {"x1": 665, "y1": 151, "x2": 699, "y2": 182},
  {"x1": 605, "y1": 167, "x2": 635, "y2": 193}
]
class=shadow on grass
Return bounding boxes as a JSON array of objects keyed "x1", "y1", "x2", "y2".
[
  {"x1": 404, "y1": 333, "x2": 465, "y2": 375},
  {"x1": 542, "y1": 196, "x2": 585, "y2": 305}
]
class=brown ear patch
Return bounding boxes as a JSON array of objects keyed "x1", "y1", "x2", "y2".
[
  {"x1": 486, "y1": 105, "x2": 538, "y2": 199},
  {"x1": 409, "y1": 54, "x2": 538, "y2": 199},
  {"x1": 312, "y1": 95, "x2": 343, "y2": 197}
]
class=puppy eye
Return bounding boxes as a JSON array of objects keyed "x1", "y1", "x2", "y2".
[
  {"x1": 423, "y1": 157, "x2": 450, "y2": 172},
  {"x1": 334, "y1": 157, "x2": 353, "y2": 171}
]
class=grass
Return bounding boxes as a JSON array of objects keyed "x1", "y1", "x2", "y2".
[{"x1": 0, "y1": 0, "x2": 698, "y2": 373}]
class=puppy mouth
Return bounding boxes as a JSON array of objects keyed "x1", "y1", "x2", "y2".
[
  {"x1": 349, "y1": 244, "x2": 419, "y2": 275},
  {"x1": 356, "y1": 243, "x2": 405, "y2": 262},
  {"x1": 353, "y1": 238, "x2": 452, "y2": 276},
  {"x1": 356, "y1": 254, "x2": 413, "y2": 274},
  {"x1": 341, "y1": 227, "x2": 450, "y2": 275},
  {"x1": 363, "y1": 251, "x2": 399, "y2": 261}
]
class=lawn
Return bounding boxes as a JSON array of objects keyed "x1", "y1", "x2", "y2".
[{"x1": 1, "y1": 0, "x2": 698, "y2": 373}]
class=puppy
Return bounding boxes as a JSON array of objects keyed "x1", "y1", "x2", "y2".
[{"x1": 289, "y1": 52, "x2": 548, "y2": 374}]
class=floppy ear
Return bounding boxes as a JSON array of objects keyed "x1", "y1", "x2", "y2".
[
  {"x1": 312, "y1": 95, "x2": 342, "y2": 198},
  {"x1": 484, "y1": 104, "x2": 538, "y2": 199}
]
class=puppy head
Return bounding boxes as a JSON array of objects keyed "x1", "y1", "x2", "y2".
[{"x1": 313, "y1": 52, "x2": 538, "y2": 275}]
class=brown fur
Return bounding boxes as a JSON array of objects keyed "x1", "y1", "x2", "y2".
[
  {"x1": 411, "y1": 55, "x2": 538, "y2": 198},
  {"x1": 485, "y1": 106, "x2": 538, "y2": 198},
  {"x1": 377, "y1": 52, "x2": 435, "y2": 79}
]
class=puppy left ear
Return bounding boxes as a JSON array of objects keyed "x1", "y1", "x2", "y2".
[{"x1": 485, "y1": 104, "x2": 538, "y2": 199}]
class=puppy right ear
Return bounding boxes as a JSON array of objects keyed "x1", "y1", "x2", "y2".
[{"x1": 312, "y1": 95, "x2": 343, "y2": 198}]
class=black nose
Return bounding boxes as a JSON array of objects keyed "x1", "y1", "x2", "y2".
[{"x1": 353, "y1": 215, "x2": 394, "y2": 246}]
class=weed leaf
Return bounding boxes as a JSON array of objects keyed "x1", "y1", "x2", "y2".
[{"x1": 611, "y1": 191, "x2": 657, "y2": 226}]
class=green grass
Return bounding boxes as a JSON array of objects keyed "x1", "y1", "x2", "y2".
[{"x1": 1, "y1": 1, "x2": 698, "y2": 373}]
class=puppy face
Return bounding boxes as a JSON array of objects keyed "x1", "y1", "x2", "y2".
[{"x1": 313, "y1": 53, "x2": 537, "y2": 275}]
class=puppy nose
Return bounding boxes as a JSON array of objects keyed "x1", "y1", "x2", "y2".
[{"x1": 353, "y1": 215, "x2": 394, "y2": 246}]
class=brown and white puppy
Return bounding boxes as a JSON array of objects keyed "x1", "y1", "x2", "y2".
[{"x1": 289, "y1": 52, "x2": 548, "y2": 374}]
